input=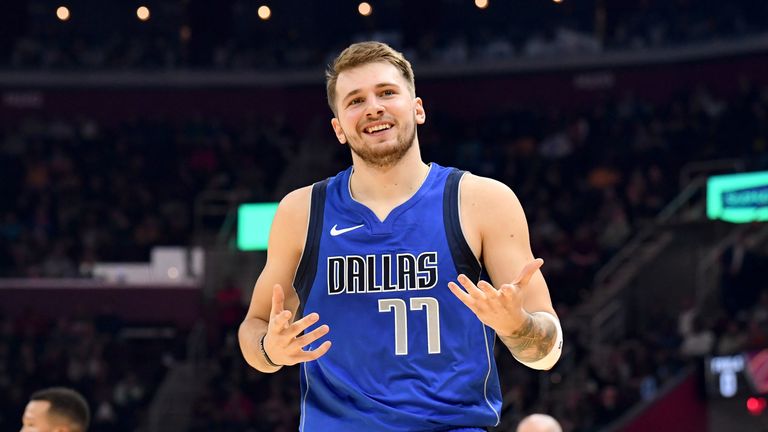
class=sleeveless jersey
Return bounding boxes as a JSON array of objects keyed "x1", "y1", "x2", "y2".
[{"x1": 293, "y1": 163, "x2": 501, "y2": 431}]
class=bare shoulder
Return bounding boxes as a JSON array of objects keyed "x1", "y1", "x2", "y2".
[
  {"x1": 459, "y1": 173, "x2": 523, "y2": 214},
  {"x1": 458, "y1": 173, "x2": 527, "y2": 258},
  {"x1": 279, "y1": 185, "x2": 312, "y2": 215},
  {"x1": 272, "y1": 185, "x2": 313, "y2": 250}
]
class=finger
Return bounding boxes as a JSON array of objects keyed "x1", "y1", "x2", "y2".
[
  {"x1": 499, "y1": 283, "x2": 520, "y2": 298},
  {"x1": 294, "y1": 324, "x2": 330, "y2": 347},
  {"x1": 512, "y1": 258, "x2": 544, "y2": 286},
  {"x1": 477, "y1": 280, "x2": 499, "y2": 297},
  {"x1": 271, "y1": 284, "x2": 285, "y2": 318},
  {"x1": 457, "y1": 274, "x2": 486, "y2": 299},
  {"x1": 272, "y1": 309, "x2": 293, "y2": 330},
  {"x1": 286, "y1": 312, "x2": 321, "y2": 337},
  {"x1": 448, "y1": 281, "x2": 475, "y2": 307},
  {"x1": 296, "y1": 340, "x2": 332, "y2": 362}
]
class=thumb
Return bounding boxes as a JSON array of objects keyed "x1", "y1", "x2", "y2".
[
  {"x1": 270, "y1": 284, "x2": 285, "y2": 318},
  {"x1": 512, "y1": 258, "x2": 544, "y2": 286}
]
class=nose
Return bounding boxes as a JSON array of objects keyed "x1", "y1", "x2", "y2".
[{"x1": 363, "y1": 96, "x2": 384, "y2": 118}]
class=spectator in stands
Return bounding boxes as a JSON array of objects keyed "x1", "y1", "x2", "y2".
[
  {"x1": 517, "y1": 413, "x2": 563, "y2": 432},
  {"x1": 20, "y1": 387, "x2": 90, "y2": 432}
]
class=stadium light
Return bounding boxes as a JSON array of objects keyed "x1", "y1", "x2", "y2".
[
  {"x1": 258, "y1": 5, "x2": 271, "y2": 20},
  {"x1": 137, "y1": 6, "x2": 150, "y2": 21},
  {"x1": 56, "y1": 6, "x2": 70, "y2": 21},
  {"x1": 358, "y1": 2, "x2": 372, "y2": 16}
]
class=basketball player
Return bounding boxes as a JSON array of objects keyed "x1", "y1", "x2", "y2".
[
  {"x1": 239, "y1": 41, "x2": 563, "y2": 431},
  {"x1": 517, "y1": 414, "x2": 563, "y2": 432},
  {"x1": 20, "y1": 387, "x2": 90, "y2": 432}
]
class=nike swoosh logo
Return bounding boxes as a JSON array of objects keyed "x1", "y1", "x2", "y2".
[{"x1": 330, "y1": 224, "x2": 365, "y2": 236}]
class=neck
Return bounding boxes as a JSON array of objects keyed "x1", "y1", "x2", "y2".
[{"x1": 349, "y1": 143, "x2": 429, "y2": 204}]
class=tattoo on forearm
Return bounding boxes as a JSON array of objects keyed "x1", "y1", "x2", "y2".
[{"x1": 499, "y1": 314, "x2": 557, "y2": 362}]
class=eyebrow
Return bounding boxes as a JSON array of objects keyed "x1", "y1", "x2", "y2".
[{"x1": 341, "y1": 82, "x2": 400, "y2": 103}]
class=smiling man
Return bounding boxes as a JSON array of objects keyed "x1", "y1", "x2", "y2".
[
  {"x1": 20, "y1": 388, "x2": 90, "y2": 432},
  {"x1": 239, "y1": 41, "x2": 563, "y2": 431}
]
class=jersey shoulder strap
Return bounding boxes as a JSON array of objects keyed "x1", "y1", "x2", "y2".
[
  {"x1": 443, "y1": 169, "x2": 482, "y2": 282},
  {"x1": 294, "y1": 178, "x2": 330, "y2": 316}
]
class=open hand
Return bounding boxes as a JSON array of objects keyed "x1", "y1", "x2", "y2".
[
  {"x1": 262, "y1": 284, "x2": 332, "y2": 365},
  {"x1": 447, "y1": 258, "x2": 544, "y2": 336}
]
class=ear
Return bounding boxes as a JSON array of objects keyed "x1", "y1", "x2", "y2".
[
  {"x1": 331, "y1": 117, "x2": 347, "y2": 144},
  {"x1": 414, "y1": 97, "x2": 426, "y2": 125}
]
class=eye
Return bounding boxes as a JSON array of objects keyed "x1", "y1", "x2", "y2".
[
  {"x1": 348, "y1": 97, "x2": 364, "y2": 106},
  {"x1": 381, "y1": 89, "x2": 396, "y2": 96}
]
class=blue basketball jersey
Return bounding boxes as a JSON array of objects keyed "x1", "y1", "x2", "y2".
[{"x1": 293, "y1": 163, "x2": 501, "y2": 431}]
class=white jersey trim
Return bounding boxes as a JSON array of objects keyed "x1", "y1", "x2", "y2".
[
  {"x1": 300, "y1": 363, "x2": 310, "y2": 431},
  {"x1": 481, "y1": 321, "x2": 501, "y2": 426}
]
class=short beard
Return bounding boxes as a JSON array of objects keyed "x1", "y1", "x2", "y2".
[{"x1": 347, "y1": 119, "x2": 417, "y2": 169}]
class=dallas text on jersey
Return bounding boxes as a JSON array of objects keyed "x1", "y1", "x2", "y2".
[{"x1": 326, "y1": 252, "x2": 439, "y2": 294}]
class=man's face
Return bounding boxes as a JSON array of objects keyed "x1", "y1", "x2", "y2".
[
  {"x1": 20, "y1": 401, "x2": 65, "y2": 432},
  {"x1": 331, "y1": 62, "x2": 426, "y2": 168}
]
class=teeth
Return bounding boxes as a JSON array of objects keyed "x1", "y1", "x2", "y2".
[{"x1": 366, "y1": 124, "x2": 392, "y2": 133}]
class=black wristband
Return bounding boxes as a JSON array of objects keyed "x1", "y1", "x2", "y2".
[{"x1": 260, "y1": 333, "x2": 281, "y2": 368}]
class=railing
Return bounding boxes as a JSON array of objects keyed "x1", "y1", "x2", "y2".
[
  {"x1": 576, "y1": 177, "x2": 705, "y2": 351},
  {"x1": 592, "y1": 177, "x2": 704, "y2": 293},
  {"x1": 577, "y1": 157, "x2": 758, "y2": 352}
]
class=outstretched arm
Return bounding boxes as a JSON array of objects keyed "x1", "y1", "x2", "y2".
[{"x1": 449, "y1": 174, "x2": 562, "y2": 369}]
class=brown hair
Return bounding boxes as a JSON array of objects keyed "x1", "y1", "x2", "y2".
[{"x1": 325, "y1": 41, "x2": 415, "y2": 115}]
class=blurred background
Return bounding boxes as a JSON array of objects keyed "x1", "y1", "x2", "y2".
[{"x1": 1, "y1": 0, "x2": 767, "y2": 431}]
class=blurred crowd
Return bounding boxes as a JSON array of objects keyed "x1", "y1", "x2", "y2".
[
  {"x1": 0, "y1": 310, "x2": 185, "y2": 431},
  {"x1": 1, "y1": 0, "x2": 767, "y2": 70},
  {"x1": 3, "y1": 81, "x2": 768, "y2": 306},
  {"x1": 0, "y1": 114, "x2": 323, "y2": 277},
  {"x1": 2, "y1": 13, "x2": 768, "y2": 424}
]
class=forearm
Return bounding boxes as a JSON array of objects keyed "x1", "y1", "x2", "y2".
[
  {"x1": 239, "y1": 317, "x2": 282, "y2": 373},
  {"x1": 499, "y1": 312, "x2": 561, "y2": 368}
]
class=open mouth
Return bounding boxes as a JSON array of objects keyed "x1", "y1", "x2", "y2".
[{"x1": 363, "y1": 123, "x2": 394, "y2": 135}]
